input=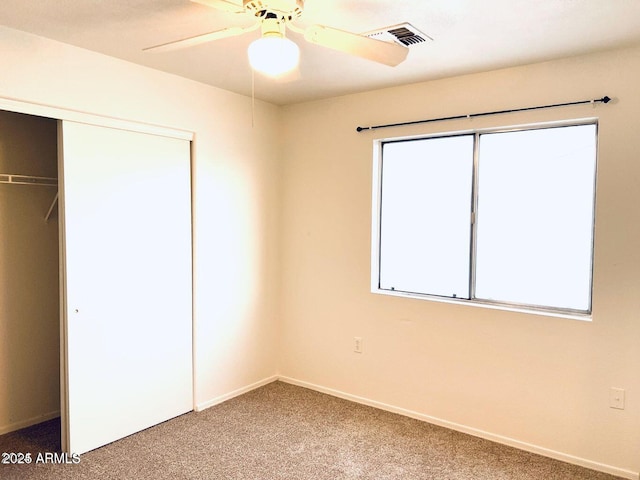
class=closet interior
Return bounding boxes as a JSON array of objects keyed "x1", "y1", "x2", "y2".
[{"x1": 0, "y1": 110, "x2": 60, "y2": 438}]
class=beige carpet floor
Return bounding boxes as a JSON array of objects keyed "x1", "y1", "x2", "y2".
[{"x1": 0, "y1": 381, "x2": 624, "y2": 479}]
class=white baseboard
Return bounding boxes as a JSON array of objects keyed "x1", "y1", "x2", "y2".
[
  {"x1": 195, "y1": 375, "x2": 279, "y2": 412},
  {"x1": 278, "y1": 376, "x2": 638, "y2": 480},
  {"x1": 0, "y1": 410, "x2": 61, "y2": 436}
]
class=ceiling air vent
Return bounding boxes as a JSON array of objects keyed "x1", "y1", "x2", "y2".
[{"x1": 364, "y1": 22, "x2": 432, "y2": 47}]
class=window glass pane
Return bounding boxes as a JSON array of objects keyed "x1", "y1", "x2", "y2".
[
  {"x1": 474, "y1": 125, "x2": 596, "y2": 311},
  {"x1": 379, "y1": 136, "x2": 474, "y2": 298}
]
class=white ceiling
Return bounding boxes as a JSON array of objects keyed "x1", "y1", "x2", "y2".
[{"x1": 1, "y1": 0, "x2": 640, "y2": 105}]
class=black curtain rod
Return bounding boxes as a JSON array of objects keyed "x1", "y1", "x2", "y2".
[{"x1": 356, "y1": 96, "x2": 611, "y2": 133}]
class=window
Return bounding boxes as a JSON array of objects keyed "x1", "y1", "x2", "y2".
[{"x1": 372, "y1": 122, "x2": 597, "y2": 316}]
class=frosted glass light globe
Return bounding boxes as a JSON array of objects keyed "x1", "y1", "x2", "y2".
[{"x1": 248, "y1": 36, "x2": 299, "y2": 77}]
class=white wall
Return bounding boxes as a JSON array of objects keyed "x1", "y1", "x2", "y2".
[
  {"x1": 0, "y1": 25, "x2": 281, "y2": 413},
  {"x1": 279, "y1": 46, "x2": 640, "y2": 478}
]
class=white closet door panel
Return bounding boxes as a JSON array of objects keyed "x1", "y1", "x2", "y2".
[{"x1": 60, "y1": 121, "x2": 192, "y2": 454}]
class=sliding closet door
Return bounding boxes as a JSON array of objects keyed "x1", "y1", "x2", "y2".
[{"x1": 59, "y1": 121, "x2": 192, "y2": 454}]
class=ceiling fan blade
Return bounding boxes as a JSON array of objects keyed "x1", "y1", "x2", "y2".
[
  {"x1": 190, "y1": 0, "x2": 245, "y2": 13},
  {"x1": 144, "y1": 25, "x2": 252, "y2": 53},
  {"x1": 303, "y1": 24, "x2": 409, "y2": 67}
]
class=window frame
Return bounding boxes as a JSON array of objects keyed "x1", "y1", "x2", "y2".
[{"x1": 371, "y1": 118, "x2": 599, "y2": 320}]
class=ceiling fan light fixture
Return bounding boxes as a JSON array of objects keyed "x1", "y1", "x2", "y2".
[
  {"x1": 146, "y1": 0, "x2": 410, "y2": 75},
  {"x1": 248, "y1": 34, "x2": 299, "y2": 77},
  {"x1": 248, "y1": 15, "x2": 299, "y2": 77}
]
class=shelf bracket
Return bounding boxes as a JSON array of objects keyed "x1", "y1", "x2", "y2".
[{"x1": 45, "y1": 192, "x2": 59, "y2": 223}]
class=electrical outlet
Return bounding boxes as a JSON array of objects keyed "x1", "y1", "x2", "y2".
[
  {"x1": 354, "y1": 337, "x2": 363, "y2": 353},
  {"x1": 609, "y1": 387, "x2": 625, "y2": 410}
]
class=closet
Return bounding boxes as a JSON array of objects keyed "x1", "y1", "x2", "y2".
[
  {"x1": 0, "y1": 110, "x2": 60, "y2": 437},
  {"x1": 0, "y1": 105, "x2": 194, "y2": 455}
]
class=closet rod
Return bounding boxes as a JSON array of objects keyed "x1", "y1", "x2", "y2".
[
  {"x1": 356, "y1": 95, "x2": 612, "y2": 132},
  {"x1": 0, "y1": 174, "x2": 58, "y2": 187}
]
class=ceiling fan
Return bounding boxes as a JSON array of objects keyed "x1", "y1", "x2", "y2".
[{"x1": 144, "y1": 0, "x2": 409, "y2": 76}]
